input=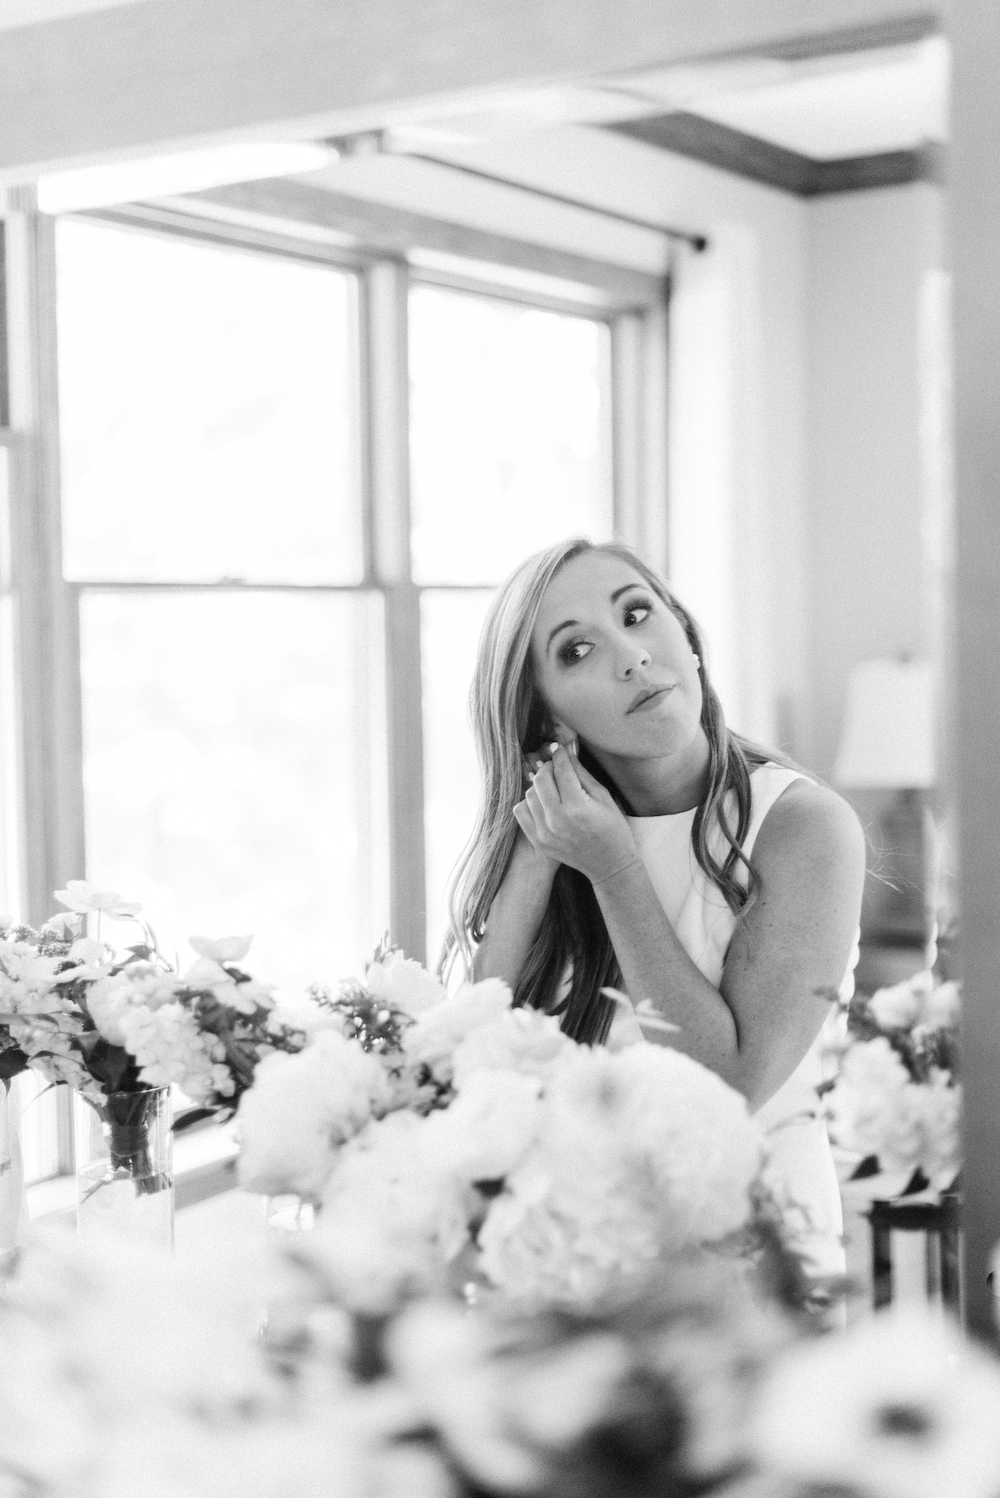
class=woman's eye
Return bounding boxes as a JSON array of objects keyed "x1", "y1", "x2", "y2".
[
  {"x1": 623, "y1": 603, "x2": 651, "y2": 627},
  {"x1": 559, "y1": 640, "x2": 593, "y2": 665}
]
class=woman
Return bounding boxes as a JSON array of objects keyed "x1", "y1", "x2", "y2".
[{"x1": 445, "y1": 537, "x2": 865, "y2": 1279}]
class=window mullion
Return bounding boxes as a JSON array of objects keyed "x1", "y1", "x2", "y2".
[
  {"x1": 364, "y1": 258, "x2": 426, "y2": 965},
  {"x1": 610, "y1": 296, "x2": 670, "y2": 575},
  {"x1": 4, "y1": 188, "x2": 82, "y2": 1176},
  {"x1": 2, "y1": 189, "x2": 86, "y2": 930}
]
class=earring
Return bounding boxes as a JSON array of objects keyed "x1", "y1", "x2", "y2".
[{"x1": 693, "y1": 654, "x2": 702, "y2": 669}]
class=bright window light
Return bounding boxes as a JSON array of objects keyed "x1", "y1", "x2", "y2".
[{"x1": 37, "y1": 140, "x2": 334, "y2": 214}]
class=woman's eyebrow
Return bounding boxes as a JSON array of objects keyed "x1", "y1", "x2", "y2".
[
  {"x1": 546, "y1": 618, "x2": 578, "y2": 652},
  {"x1": 546, "y1": 584, "x2": 645, "y2": 653}
]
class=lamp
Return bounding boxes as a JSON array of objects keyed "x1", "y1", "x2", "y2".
[{"x1": 833, "y1": 658, "x2": 937, "y2": 948}]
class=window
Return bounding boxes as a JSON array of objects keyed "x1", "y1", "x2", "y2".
[
  {"x1": 3, "y1": 198, "x2": 667, "y2": 1185},
  {"x1": 411, "y1": 285, "x2": 614, "y2": 958}
]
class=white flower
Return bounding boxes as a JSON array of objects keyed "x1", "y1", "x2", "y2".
[
  {"x1": 188, "y1": 934, "x2": 254, "y2": 965},
  {"x1": 54, "y1": 880, "x2": 142, "y2": 919},
  {"x1": 310, "y1": 1111, "x2": 474, "y2": 1311},
  {"x1": 266, "y1": 999, "x2": 340, "y2": 1041},
  {"x1": 39, "y1": 912, "x2": 83, "y2": 941},
  {"x1": 402, "y1": 978, "x2": 514, "y2": 1080},
  {"x1": 420, "y1": 1068, "x2": 543, "y2": 1182},
  {"x1": 119, "y1": 1002, "x2": 234, "y2": 1104},
  {"x1": 388, "y1": 1300, "x2": 631, "y2": 1492},
  {"x1": 184, "y1": 955, "x2": 234, "y2": 988},
  {"x1": 826, "y1": 1039, "x2": 960, "y2": 1188},
  {"x1": 869, "y1": 971, "x2": 934, "y2": 1030},
  {"x1": 87, "y1": 968, "x2": 180, "y2": 1046},
  {"x1": 451, "y1": 1007, "x2": 570, "y2": 1089},
  {"x1": 924, "y1": 980, "x2": 961, "y2": 1029},
  {"x1": 366, "y1": 949, "x2": 448, "y2": 1016},
  {"x1": 751, "y1": 1305, "x2": 1000, "y2": 1498},
  {"x1": 236, "y1": 1031, "x2": 392, "y2": 1200},
  {"x1": 478, "y1": 1045, "x2": 762, "y2": 1304},
  {"x1": 184, "y1": 954, "x2": 273, "y2": 1013}
]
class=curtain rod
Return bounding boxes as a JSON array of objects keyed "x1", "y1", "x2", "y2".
[{"x1": 326, "y1": 133, "x2": 708, "y2": 253}]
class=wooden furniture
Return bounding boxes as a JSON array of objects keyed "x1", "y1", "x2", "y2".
[{"x1": 868, "y1": 1196, "x2": 962, "y2": 1314}]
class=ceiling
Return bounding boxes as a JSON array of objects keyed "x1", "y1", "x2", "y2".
[
  {"x1": 383, "y1": 29, "x2": 948, "y2": 192},
  {"x1": 33, "y1": 16, "x2": 949, "y2": 210},
  {"x1": 0, "y1": 0, "x2": 146, "y2": 31}
]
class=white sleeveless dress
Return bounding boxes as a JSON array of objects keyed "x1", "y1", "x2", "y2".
[{"x1": 626, "y1": 762, "x2": 857, "y2": 1279}]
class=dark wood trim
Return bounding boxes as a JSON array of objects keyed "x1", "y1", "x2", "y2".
[
  {"x1": 748, "y1": 11, "x2": 938, "y2": 60},
  {"x1": 608, "y1": 111, "x2": 940, "y2": 197}
]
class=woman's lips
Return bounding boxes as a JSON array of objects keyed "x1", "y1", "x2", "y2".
[{"x1": 627, "y1": 685, "x2": 673, "y2": 714}]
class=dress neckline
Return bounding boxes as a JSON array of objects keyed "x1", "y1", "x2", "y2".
[
  {"x1": 623, "y1": 762, "x2": 779, "y2": 824},
  {"x1": 625, "y1": 801, "x2": 699, "y2": 825}
]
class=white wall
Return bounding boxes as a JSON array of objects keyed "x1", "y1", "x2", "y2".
[{"x1": 803, "y1": 181, "x2": 945, "y2": 775}]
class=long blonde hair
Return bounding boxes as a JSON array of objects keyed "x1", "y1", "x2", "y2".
[{"x1": 442, "y1": 537, "x2": 776, "y2": 1044}]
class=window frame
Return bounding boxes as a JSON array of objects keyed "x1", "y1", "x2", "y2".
[{"x1": 1, "y1": 183, "x2": 671, "y2": 1190}]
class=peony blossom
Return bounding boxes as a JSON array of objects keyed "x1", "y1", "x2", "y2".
[
  {"x1": 236, "y1": 1030, "x2": 393, "y2": 1200},
  {"x1": 451, "y1": 1007, "x2": 569, "y2": 1090},
  {"x1": 825, "y1": 1038, "x2": 960, "y2": 1190},
  {"x1": 477, "y1": 1044, "x2": 763, "y2": 1304},
  {"x1": 311, "y1": 1110, "x2": 476, "y2": 1311},
  {"x1": 366, "y1": 949, "x2": 448, "y2": 1017},
  {"x1": 419, "y1": 1068, "x2": 543, "y2": 1183},
  {"x1": 402, "y1": 978, "x2": 514, "y2": 1081},
  {"x1": 868, "y1": 972, "x2": 933, "y2": 1030}
]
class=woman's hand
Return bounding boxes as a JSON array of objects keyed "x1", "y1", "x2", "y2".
[{"x1": 513, "y1": 745, "x2": 639, "y2": 886}]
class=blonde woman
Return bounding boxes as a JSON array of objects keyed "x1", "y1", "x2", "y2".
[{"x1": 444, "y1": 537, "x2": 864, "y2": 1278}]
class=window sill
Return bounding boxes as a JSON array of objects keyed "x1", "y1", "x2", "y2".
[{"x1": 26, "y1": 1121, "x2": 240, "y2": 1223}]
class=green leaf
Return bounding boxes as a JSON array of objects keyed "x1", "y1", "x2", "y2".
[
  {"x1": 0, "y1": 1046, "x2": 28, "y2": 1081},
  {"x1": 173, "y1": 1107, "x2": 219, "y2": 1133}
]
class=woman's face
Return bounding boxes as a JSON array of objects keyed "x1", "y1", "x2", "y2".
[{"x1": 529, "y1": 551, "x2": 704, "y2": 760}]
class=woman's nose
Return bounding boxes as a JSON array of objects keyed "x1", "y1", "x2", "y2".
[{"x1": 616, "y1": 640, "x2": 652, "y2": 677}]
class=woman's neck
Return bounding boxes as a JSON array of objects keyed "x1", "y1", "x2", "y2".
[{"x1": 595, "y1": 729, "x2": 713, "y2": 816}]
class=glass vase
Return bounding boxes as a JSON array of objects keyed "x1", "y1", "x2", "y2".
[
  {"x1": 75, "y1": 1087, "x2": 174, "y2": 1248},
  {"x1": 0, "y1": 1077, "x2": 28, "y2": 1272},
  {"x1": 264, "y1": 1194, "x2": 315, "y2": 1231}
]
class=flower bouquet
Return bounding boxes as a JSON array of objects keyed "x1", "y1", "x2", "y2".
[
  {"x1": 232, "y1": 948, "x2": 816, "y2": 1316},
  {"x1": 6, "y1": 1218, "x2": 1000, "y2": 1498},
  {"x1": 0, "y1": 881, "x2": 314, "y2": 1242},
  {"x1": 821, "y1": 968, "x2": 961, "y2": 1200}
]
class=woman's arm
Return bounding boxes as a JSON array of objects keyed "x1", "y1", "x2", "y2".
[
  {"x1": 519, "y1": 749, "x2": 865, "y2": 1110},
  {"x1": 471, "y1": 832, "x2": 558, "y2": 988},
  {"x1": 596, "y1": 781, "x2": 864, "y2": 1107}
]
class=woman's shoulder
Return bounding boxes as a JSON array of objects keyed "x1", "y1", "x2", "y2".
[{"x1": 753, "y1": 773, "x2": 865, "y2": 872}]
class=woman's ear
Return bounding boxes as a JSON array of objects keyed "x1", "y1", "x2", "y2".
[{"x1": 552, "y1": 723, "x2": 580, "y2": 756}]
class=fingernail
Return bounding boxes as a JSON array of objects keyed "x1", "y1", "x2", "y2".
[{"x1": 548, "y1": 741, "x2": 560, "y2": 754}]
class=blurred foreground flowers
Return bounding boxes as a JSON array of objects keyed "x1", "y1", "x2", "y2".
[{"x1": 2, "y1": 1222, "x2": 999, "y2": 1498}]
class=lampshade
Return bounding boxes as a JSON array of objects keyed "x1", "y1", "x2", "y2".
[{"x1": 833, "y1": 658, "x2": 937, "y2": 789}]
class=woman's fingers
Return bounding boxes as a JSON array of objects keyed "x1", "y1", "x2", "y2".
[
  {"x1": 551, "y1": 745, "x2": 587, "y2": 801},
  {"x1": 570, "y1": 753, "x2": 615, "y2": 804},
  {"x1": 528, "y1": 760, "x2": 562, "y2": 813},
  {"x1": 513, "y1": 799, "x2": 539, "y2": 845}
]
